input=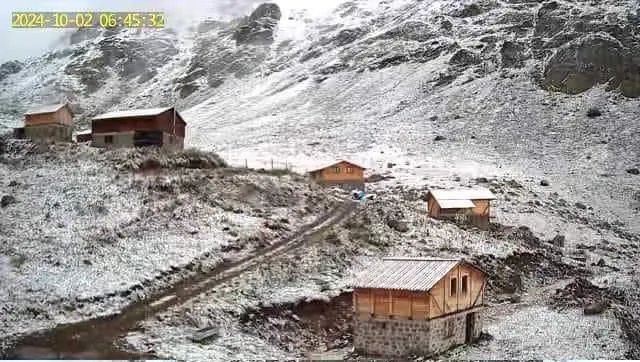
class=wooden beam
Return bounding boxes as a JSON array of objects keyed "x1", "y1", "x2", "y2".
[
  {"x1": 472, "y1": 279, "x2": 486, "y2": 307},
  {"x1": 370, "y1": 289, "x2": 374, "y2": 315},
  {"x1": 429, "y1": 291, "x2": 443, "y2": 315},
  {"x1": 456, "y1": 266, "x2": 460, "y2": 313},
  {"x1": 410, "y1": 292, "x2": 413, "y2": 319},
  {"x1": 389, "y1": 290, "x2": 393, "y2": 316}
]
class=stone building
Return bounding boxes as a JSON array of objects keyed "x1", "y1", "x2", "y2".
[
  {"x1": 350, "y1": 257, "x2": 487, "y2": 357},
  {"x1": 18, "y1": 103, "x2": 73, "y2": 142},
  {"x1": 425, "y1": 188, "x2": 497, "y2": 229},
  {"x1": 91, "y1": 107, "x2": 186, "y2": 150}
]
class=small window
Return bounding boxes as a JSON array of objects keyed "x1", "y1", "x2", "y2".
[
  {"x1": 346, "y1": 167, "x2": 354, "y2": 174},
  {"x1": 104, "y1": 135, "x2": 113, "y2": 144},
  {"x1": 334, "y1": 167, "x2": 341, "y2": 173},
  {"x1": 450, "y1": 277, "x2": 457, "y2": 297},
  {"x1": 461, "y1": 275, "x2": 469, "y2": 294}
]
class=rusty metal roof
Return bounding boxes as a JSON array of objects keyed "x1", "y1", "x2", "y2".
[
  {"x1": 350, "y1": 257, "x2": 462, "y2": 291},
  {"x1": 429, "y1": 188, "x2": 496, "y2": 201}
]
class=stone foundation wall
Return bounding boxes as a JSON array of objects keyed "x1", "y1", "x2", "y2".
[
  {"x1": 354, "y1": 318, "x2": 431, "y2": 357},
  {"x1": 354, "y1": 310, "x2": 483, "y2": 357}
]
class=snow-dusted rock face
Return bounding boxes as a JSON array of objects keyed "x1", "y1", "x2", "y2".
[{"x1": 0, "y1": 0, "x2": 638, "y2": 129}]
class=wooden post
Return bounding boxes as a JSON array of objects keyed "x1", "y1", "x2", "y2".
[
  {"x1": 271, "y1": 159, "x2": 274, "y2": 169},
  {"x1": 409, "y1": 292, "x2": 413, "y2": 319},
  {"x1": 457, "y1": 266, "x2": 460, "y2": 313},
  {"x1": 370, "y1": 289, "x2": 374, "y2": 317},
  {"x1": 244, "y1": 159, "x2": 248, "y2": 168},
  {"x1": 388, "y1": 290, "x2": 393, "y2": 317}
]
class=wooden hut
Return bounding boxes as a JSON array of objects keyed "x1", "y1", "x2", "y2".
[
  {"x1": 91, "y1": 107, "x2": 186, "y2": 150},
  {"x1": 425, "y1": 188, "x2": 496, "y2": 228},
  {"x1": 351, "y1": 257, "x2": 487, "y2": 357},
  {"x1": 308, "y1": 160, "x2": 366, "y2": 191},
  {"x1": 20, "y1": 103, "x2": 73, "y2": 142}
]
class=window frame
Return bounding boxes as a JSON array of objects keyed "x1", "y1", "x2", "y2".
[
  {"x1": 346, "y1": 167, "x2": 354, "y2": 174},
  {"x1": 104, "y1": 135, "x2": 114, "y2": 144},
  {"x1": 450, "y1": 277, "x2": 457, "y2": 297},
  {"x1": 333, "y1": 167, "x2": 341, "y2": 174},
  {"x1": 461, "y1": 274, "x2": 469, "y2": 295}
]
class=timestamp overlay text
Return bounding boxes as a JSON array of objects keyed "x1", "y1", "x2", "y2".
[{"x1": 11, "y1": 12, "x2": 165, "y2": 28}]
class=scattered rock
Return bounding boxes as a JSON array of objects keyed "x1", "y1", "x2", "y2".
[
  {"x1": 434, "y1": 135, "x2": 446, "y2": 141},
  {"x1": 509, "y1": 294, "x2": 522, "y2": 303},
  {"x1": 587, "y1": 107, "x2": 602, "y2": 117},
  {"x1": 540, "y1": 179, "x2": 550, "y2": 186},
  {"x1": 387, "y1": 162, "x2": 396, "y2": 168},
  {"x1": 551, "y1": 234, "x2": 565, "y2": 247},
  {"x1": 626, "y1": 168, "x2": 639, "y2": 175},
  {"x1": 596, "y1": 258, "x2": 606, "y2": 267},
  {"x1": 575, "y1": 202, "x2": 587, "y2": 210},
  {"x1": 1, "y1": 195, "x2": 17, "y2": 208},
  {"x1": 583, "y1": 301, "x2": 606, "y2": 315},
  {"x1": 476, "y1": 177, "x2": 489, "y2": 183},
  {"x1": 366, "y1": 174, "x2": 395, "y2": 183}
]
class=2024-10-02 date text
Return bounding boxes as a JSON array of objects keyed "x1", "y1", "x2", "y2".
[{"x1": 11, "y1": 12, "x2": 165, "y2": 28}]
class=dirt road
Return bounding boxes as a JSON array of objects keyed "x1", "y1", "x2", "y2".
[{"x1": 3, "y1": 199, "x2": 357, "y2": 359}]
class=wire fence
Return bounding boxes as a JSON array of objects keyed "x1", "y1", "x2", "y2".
[{"x1": 232, "y1": 158, "x2": 295, "y2": 171}]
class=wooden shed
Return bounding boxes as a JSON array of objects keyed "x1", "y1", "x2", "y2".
[
  {"x1": 20, "y1": 103, "x2": 73, "y2": 142},
  {"x1": 426, "y1": 188, "x2": 496, "y2": 228},
  {"x1": 91, "y1": 107, "x2": 186, "y2": 150},
  {"x1": 308, "y1": 160, "x2": 366, "y2": 191},
  {"x1": 350, "y1": 257, "x2": 487, "y2": 357}
]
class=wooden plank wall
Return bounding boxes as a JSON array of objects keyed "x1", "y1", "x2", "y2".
[
  {"x1": 428, "y1": 264, "x2": 485, "y2": 319},
  {"x1": 353, "y1": 288, "x2": 430, "y2": 320},
  {"x1": 471, "y1": 199, "x2": 490, "y2": 216}
]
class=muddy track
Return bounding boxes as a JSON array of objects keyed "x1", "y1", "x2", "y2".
[{"x1": 4, "y1": 199, "x2": 357, "y2": 359}]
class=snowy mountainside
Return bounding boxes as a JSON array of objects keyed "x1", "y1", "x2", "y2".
[{"x1": 0, "y1": 0, "x2": 638, "y2": 224}]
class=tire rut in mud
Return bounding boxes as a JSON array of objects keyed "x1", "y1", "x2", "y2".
[{"x1": 2, "y1": 199, "x2": 356, "y2": 359}]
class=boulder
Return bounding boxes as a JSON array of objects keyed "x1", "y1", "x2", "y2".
[
  {"x1": 1, "y1": 195, "x2": 17, "y2": 208},
  {"x1": 583, "y1": 301, "x2": 606, "y2": 315}
]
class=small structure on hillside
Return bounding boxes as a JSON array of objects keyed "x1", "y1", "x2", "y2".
[
  {"x1": 17, "y1": 103, "x2": 73, "y2": 142},
  {"x1": 351, "y1": 257, "x2": 487, "y2": 357},
  {"x1": 91, "y1": 106, "x2": 186, "y2": 150},
  {"x1": 425, "y1": 188, "x2": 496, "y2": 228},
  {"x1": 75, "y1": 130, "x2": 92, "y2": 143},
  {"x1": 308, "y1": 160, "x2": 366, "y2": 191}
]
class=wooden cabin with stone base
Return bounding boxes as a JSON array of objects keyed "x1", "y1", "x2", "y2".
[
  {"x1": 17, "y1": 103, "x2": 73, "y2": 142},
  {"x1": 350, "y1": 257, "x2": 487, "y2": 357},
  {"x1": 91, "y1": 107, "x2": 186, "y2": 150}
]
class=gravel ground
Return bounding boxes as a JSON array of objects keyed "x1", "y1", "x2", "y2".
[{"x1": 0, "y1": 140, "x2": 338, "y2": 350}]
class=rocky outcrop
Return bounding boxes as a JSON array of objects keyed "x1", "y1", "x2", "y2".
[
  {"x1": 0, "y1": 61, "x2": 23, "y2": 82},
  {"x1": 233, "y1": 3, "x2": 282, "y2": 45},
  {"x1": 540, "y1": 33, "x2": 639, "y2": 96}
]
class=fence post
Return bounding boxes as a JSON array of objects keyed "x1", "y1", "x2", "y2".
[
  {"x1": 271, "y1": 159, "x2": 274, "y2": 169},
  {"x1": 244, "y1": 159, "x2": 248, "y2": 168}
]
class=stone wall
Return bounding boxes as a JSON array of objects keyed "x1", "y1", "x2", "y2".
[
  {"x1": 92, "y1": 132, "x2": 134, "y2": 148},
  {"x1": 354, "y1": 318, "x2": 431, "y2": 357},
  {"x1": 354, "y1": 309, "x2": 483, "y2": 357}
]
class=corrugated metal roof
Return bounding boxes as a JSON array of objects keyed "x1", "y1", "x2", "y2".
[
  {"x1": 308, "y1": 159, "x2": 366, "y2": 173},
  {"x1": 350, "y1": 257, "x2": 461, "y2": 291},
  {"x1": 92, "y1": 107, "x2": 172, "y2": 120},
  {"x1": 437, "y1": 199, "x2": 475, "y2": 209},
  {"x1": 429, "y1": 188, "x2": 496, "y2": 201},
  {"x1": 24, "y1": 103, "x2": 67, "y2": 115}
]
